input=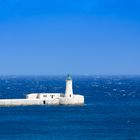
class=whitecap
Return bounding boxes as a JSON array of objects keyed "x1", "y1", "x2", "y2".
[
  {"x1": 113, "y1": 89, "x2": 117, "y2": 91},
  {"x1": 122, "y1": 94, "x2": 126, "y2": 96}
]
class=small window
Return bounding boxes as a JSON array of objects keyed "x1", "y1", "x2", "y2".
[
  {"x1": 50, "y1": 95, "x2": 55, "y2": 99},
  {"x1": 69, "y1": 94, "x2": 71, "y2": 97},
  {"x1": 60, "y1": 94, "x2": 64, "y2": 97},
  {"x1": 43, "y1": 95, "x2": 47, "y2": 97},
  {"x1": 37, "y1": 94, "x2": 40, "y2": 99}
]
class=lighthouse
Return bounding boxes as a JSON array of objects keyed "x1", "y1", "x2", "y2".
[
  {"x1": 0, "y1": 74, "x2": 84, "y2": 106},
  {"x1": 65, "y1": 74, "x2": 73, "y2": 98}
]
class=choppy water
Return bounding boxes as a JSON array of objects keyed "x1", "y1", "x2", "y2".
[{"x1": 0, "y1": 76, "x2": 140, "y2": 140}]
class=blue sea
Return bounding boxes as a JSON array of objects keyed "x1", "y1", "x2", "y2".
[{"x1": 0, "y1": 76, "x2": 140, "y2": 140}]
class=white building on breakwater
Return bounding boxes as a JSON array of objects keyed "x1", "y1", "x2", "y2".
[{"x1": 0, "y1": 75, "x2": 84, "y2": 106}]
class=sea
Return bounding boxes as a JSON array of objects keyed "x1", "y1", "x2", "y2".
[{"x1": 0, "y1": 75, "x2": 140, "y2": 140}]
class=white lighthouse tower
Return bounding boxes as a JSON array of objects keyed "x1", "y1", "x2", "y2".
[{"x1": 65, "y1": 74, "x2": 73, "y2": 98}]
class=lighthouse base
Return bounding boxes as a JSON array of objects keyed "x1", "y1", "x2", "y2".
[{"x1": 59, "y1": 95, "x2": 84, "y2": 105}]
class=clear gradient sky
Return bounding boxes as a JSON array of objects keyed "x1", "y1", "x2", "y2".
[{"x1": 0, "y1": 0, "x2": 140, "y2": 75}]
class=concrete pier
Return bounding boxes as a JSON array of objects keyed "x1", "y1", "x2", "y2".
[{"x1": 0, "y1": 98, "x2": 60, "y2": 106}]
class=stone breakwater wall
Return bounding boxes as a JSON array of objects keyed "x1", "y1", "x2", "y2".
[
  {"x1": 0, "y1": 99, "x2": 60, "y2": 106},
  {"x1": 0, "y1": 95, "x2": 84, "y2": 106}
]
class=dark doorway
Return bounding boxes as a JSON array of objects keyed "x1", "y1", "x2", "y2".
[{"x1": 43, "y1": 100, "x2": 46, "y2": 105}]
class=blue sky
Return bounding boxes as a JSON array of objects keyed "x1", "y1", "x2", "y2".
[{"x1": 0, "y1": 0, "x2": 140, "y2": 75}]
